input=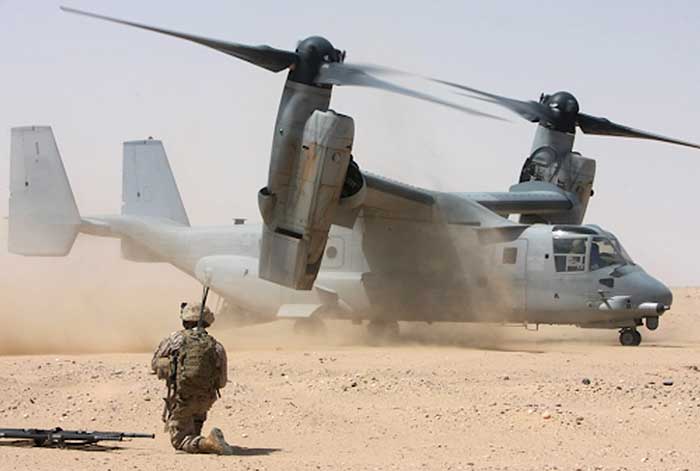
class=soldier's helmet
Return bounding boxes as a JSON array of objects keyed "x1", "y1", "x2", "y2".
[{"x1": 180, "y1": 302, "x2": 215, "y2": 326}]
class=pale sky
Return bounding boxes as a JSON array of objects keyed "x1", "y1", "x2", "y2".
[{"x1": 1, "y1": 0, "x2": 699, "y2": 285}]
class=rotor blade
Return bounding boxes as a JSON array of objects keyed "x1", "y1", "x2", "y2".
[
  {"x1": 60, "y1": 6, "x2": 298, "y2": 72},
  {"x1": 577, "y1": 113, "x2": 700, "y2": 150},
  {"x1": 455, "y1": 91, "x2": 548, "y2": 123},
  {"x1": 316, "y1": 63, "x2": 506, "y2": 121},
  {"x1": 341, "y1": 62, "x2": 407, "y2": 76},
  {"x1": 434, "y1": 79, "x2": 553, "y2": 124},
  {"x1": 349, "y1": 63, "x2": 544, "y2": 121}
]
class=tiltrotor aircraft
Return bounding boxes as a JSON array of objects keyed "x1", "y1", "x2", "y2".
[{"x1": 9, "y1": 8, "x2": 698, "y2": 346}]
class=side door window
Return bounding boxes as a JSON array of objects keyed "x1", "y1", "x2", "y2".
[{"x1": 553, "y1": 238, "x2": 587, "y2": 273}]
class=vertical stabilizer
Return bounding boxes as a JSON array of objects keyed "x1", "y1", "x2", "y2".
[
  {"x1": 122, "y1": 139, "x2": 189, "y2": 226},
  {"x1": 8, "y1": 126, "x2": 81, "y2": 256}
]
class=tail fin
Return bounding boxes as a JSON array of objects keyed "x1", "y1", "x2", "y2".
[
  {"x1": 8, "y1": 126, "x2": 81, "y2": 255},
  {"x1": 122, "y1": 139, "x2": 189, "y2": 225}
]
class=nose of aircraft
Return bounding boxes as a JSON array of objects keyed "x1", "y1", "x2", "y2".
[{"x1": 644, "y1": 275, "x2": 673, "y2": 308}]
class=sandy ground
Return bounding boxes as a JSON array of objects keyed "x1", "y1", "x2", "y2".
[
  {"x1": 0, "y1": 230, "x2": 698, "y2": 470},
  {"x1": 0, "y1": 286, "x2": 698, "y2": 471}
]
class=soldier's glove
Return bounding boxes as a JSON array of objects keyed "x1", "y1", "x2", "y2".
[{"x1": 155, "y1": 357, "x2": 172, "y2": 380}]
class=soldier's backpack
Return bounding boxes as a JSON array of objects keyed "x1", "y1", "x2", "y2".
[{"x1": 174, "y1": 328, "x2": 220, "y2": 397}]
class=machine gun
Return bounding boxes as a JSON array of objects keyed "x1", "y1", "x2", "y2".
[
  {"x1": 162, "y1": 349, "x2": 178, "y2": 428},
  {"x1": 0, "y1": 427, "x2": 154, "y2": 447},
  {"x1": 198, "y1": 285, "x2": 210, "y2": 329}
]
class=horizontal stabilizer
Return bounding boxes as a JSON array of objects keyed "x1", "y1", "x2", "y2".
[{"x1": 8, "y1": 126, "x2": 80, "y2": 255}]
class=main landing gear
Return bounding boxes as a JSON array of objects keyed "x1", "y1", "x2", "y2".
[
  {"x1": 619, "y1": 328, "x2": 642, "y2": 346},
  {"x1": 366, "y1": 320, "x2": 400, "y2": 340}
]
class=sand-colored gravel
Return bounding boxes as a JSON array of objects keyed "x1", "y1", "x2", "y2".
[{"x1": 0, "y1": 287, "x2": 698, "y2": 471}]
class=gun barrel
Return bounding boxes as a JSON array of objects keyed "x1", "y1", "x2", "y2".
[
  {"x1": 89, "y1": 432, "x2": 155, "y2": 441},
  {"x1": 0, "y1": 428, "x2": 37, "y2": 439},
  {"x1": 121, "y1": 433, "x2": 156, "y2": 439}
]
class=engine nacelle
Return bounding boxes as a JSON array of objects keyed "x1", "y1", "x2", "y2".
[
  {"x1": 258, "y1": 109, "x2": 355, "y2": 290},
  {"x1": 517, "y1": 127, "x2": 596, "y2": 225}
]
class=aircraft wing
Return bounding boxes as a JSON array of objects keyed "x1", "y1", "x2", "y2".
[
  {"x1": 364, "y1": 172, "x2": 573, "y2": 222},
  {"x1": 361, "y1": 173, "x2": 435, "y2": 221},
  {"x1": 364, "y1": 173, "x2": 436, "y2": 206},
  {"x1": 362, "y1": 172, "x2": 518, "y2": 228},
  {"x1": 460, "y1": 190, "x2": 573, "y2": 216}
]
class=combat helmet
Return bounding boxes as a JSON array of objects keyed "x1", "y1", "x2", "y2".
[{"x1": 180, "y1": 301, "x2": 215, "y2": 326}]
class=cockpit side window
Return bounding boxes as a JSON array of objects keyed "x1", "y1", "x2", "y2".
[
  {"x1": 553, "y1": 237, "x2": 587, "y2": 273},
  {"x1": 590, "y1": 237, "x2": 627, "y2": 270}
]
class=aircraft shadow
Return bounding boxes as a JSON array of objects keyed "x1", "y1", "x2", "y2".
[{"x1": 638, "y1": 343, "x2": 687, "y2": 349}]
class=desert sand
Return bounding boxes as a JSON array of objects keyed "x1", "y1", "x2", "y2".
[
  {"x1": 1, "y1": 235, "x2": 699, "y2": 470},
  {"x1": 0, "y1": 285, "x2": 698, "y2": 470}
]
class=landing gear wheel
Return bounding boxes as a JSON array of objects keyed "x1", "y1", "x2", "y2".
[
  {"x1": 366, "y1": 321, "x2": 400, "y2": 341},
  {"x1": 619, "y1": 328, "x2": 642, "y2": 346},
  {"x1": 633, "y1": 330, "x2": 642, "y2": 345},
  {"x1": 293, "y1": 317, "x2": 327, "y2": 336}
]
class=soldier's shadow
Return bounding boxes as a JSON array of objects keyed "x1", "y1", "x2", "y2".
[{"x1": 228, "y1": 445, "x2": 281, "y2": 456}]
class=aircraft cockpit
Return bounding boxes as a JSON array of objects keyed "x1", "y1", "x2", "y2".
[{"x1": 551, "y1": 225, "x2": 633, "y2": 273}]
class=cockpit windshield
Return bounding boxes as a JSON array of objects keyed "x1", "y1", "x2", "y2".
[
  {"x1": 553, "y1": 233, "x2": 633, "y2": 273},
  {"x1": 590, "y1": 236, "x2": 633, "y2": 271}
]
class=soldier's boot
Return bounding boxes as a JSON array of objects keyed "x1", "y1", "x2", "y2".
[{"x1": 198, "y1": 428, "x2": 233, "y2": 455}]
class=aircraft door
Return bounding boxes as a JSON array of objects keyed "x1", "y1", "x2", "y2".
[
  {"x1": 494, "y1": 239, "x2": 528, "y2": 313},
  {"x1": 547, "y1": 235, "x2": 598, "y2": 313}
]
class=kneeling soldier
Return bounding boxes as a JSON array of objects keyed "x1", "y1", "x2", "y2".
[{"x1": 152, "y1": 302, "x2": 231, "y2": 454}]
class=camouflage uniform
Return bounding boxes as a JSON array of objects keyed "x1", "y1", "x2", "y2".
[{"x1": 151, "y1": 307, "x2": 228, "y2": 453}]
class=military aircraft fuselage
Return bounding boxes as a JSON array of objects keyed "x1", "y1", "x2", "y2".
[
  {"x1": 103, "y1": 214, "x2": 670, "y2": 332},
  {"x1": 52, "y1": 7, "x2": 696, "y2": 348}
]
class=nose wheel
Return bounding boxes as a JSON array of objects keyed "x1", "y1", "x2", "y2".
[{"x1": 619, "y1": 328, "x2": 642, "y2": 346}]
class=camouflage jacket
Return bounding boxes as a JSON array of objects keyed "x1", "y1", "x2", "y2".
[{"x1": 151, "y1": 329, "x2": 228, "y2": 389}]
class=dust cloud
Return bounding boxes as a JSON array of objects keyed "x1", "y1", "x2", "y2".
[
  {"x1": 5, "y1": 220, "x2": 681, "y2": 356},
  {"x1": 0, "y1": 225, "x2": 522, "y2": 354},
  {"x1": 0, "y1": 227, "x2": 200, "y2": 355},
  {"x1": 0, "y1": 213, "x2": 522, "y2": 355},
  {"x1": 0, "y1": 225, "x2": 367, "y2": 355},
  {"x1": 0, "y1": 231, "x2": 416, "y2": 354},
  {"x1": 213, "y1": 320, "x2": 517, "y2": 352}
]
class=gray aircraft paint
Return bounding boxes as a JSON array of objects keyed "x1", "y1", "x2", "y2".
[
  {"x1": 49, "y1": 7, "x2": 697, "y2": 346},
  {"x1": 8, "y1": 127, "x2": 672, "y2": 345}
]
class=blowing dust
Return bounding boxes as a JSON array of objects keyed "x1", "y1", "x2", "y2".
[
  {"x1": 0, "y1": 232, "x2": 200, "y2": 355},
  {"x1": 1, "y1": 220, "x2": 630, "y2": 356},
  {"x1": 0, "y1": 232, "x2": 519, "y2": 355}
]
